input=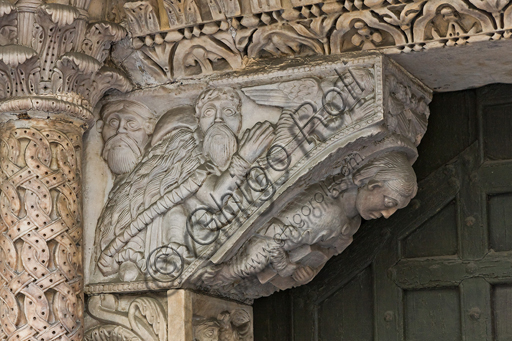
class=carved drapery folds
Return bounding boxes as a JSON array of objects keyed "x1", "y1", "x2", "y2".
[
  {"x1": 84, "y1": 54, "x2": 432, "y2": 304},
  {"x1": 0, "y1": 1, "x2": 132, "y2": 340},
  {"x1": 112, "y1": 0, "x2": 512, "y2": 86}
]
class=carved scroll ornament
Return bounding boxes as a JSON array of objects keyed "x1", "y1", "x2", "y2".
[
  {"x1": 85, "y1": 291, "x2": 252, "y2": 341},
  {"x1": 111, "y1": 0, "x2": 512, "y2": 86},
  {"x1": 85, "y1": 54, "x2": 432, "y2": 302}
]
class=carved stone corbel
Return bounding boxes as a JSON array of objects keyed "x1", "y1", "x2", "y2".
[
  {"x1": 0, "y1": 2, "x2": 132, "y2": 340},
  {"x1": 85, "y1": 53, "x2": 431, "y2": 298},
  {"x1": 82, "y1": 52, "x2": 430, "y2": 341}
]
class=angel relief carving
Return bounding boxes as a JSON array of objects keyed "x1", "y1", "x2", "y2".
[
  {"x1": 196, "y1": 151, "x2": 417, "y2": 298},
  {"x1": 89, "y1": 60, "x2": 431, "y2": 299},
  {"x1": 93, "y1": 87, "x2": 276, "y2": 282}
]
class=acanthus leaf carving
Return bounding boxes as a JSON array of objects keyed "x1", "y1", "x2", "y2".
[
  {"x1": 81, "y1": 21, "x2": 127, "y2": 63},
  {"x1": 52, "y1": 52, "x2": 102, "y2": 103},
  {"x1": 372, "y1": 1, "x2": 426, "y2": 43},
  {"x1": 173, "y1": 31, "x2": 242, "y2": 77},
  {"x1": 40, "y1": 3, "x2": 80, "y2": 27},
  {"x1": 86, "y1": 294, "x2": 167, "y2": 341},
  {"x1": 0, "y1": 0, "x2": 16, "y2": 47},
  {"x1": 247, "y1": 23, "x2": 325, "y2": 58},
  {"x1": 86, "y1": 66, "x2": 133, "y2": 107},
  {"x1": 0, "y1": 45, "x2": 39, "y2": 99},
  {"x1": 162, "y1": 0, "x2": 202, "y2": 28},
  {"x1": 34, "y1": 4, "x2": 81, "y2": 81},
  {"x1": 124, "y1": 1, "x2": 160, "y2": 37},
  {"x1": 139, "y1": 41, "x2": 175, "y2": 80}
]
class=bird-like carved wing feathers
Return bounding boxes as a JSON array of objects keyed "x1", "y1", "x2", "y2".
[
  {"x1": 242, "y1": 78, "x2": 321, "y2": 108},
  {"x1": 94, "y1": 127, "x2": 205, "y2": 266}
]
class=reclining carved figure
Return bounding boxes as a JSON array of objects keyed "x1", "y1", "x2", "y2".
[{"x1": 195, "y1": 152, "x2": 417, "y2": 298}]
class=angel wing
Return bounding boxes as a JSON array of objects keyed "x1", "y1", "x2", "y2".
[
  {"x1": 242, "y1": 78, "x2": 322, "y2": 109},
  {"x1": 94, "y1": 124, "x2": 208, "y2": 276}
]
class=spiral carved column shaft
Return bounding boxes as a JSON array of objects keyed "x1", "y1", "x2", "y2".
[{"x1": 0, "y1": 119, "x2": 85, "y2": 340}]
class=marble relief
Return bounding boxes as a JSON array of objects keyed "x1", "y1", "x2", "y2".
[{"x1": 84, "y1": 54, "x2": 431, "y2": 303}]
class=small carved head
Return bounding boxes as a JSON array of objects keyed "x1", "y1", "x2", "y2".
[
  {"x1": 196, "y1": 88, "x2": 243, "y2": 171},
  {"x1": 98, "y1": 100, "x2": 156, "y2": 175},
  {"x1": 195, "y1": 87, "x2": 242, "y2": 135},
  {"x1": 194, "y1": 319, "x2": 220, "y2": 341},
  {"x1": 353, "y1": 152, "x2": 417, "y2": 220}
]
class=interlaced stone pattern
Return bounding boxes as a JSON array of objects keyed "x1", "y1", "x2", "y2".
[{"x1": 0, "y1": 122, "x2": 83, "y2": 341}]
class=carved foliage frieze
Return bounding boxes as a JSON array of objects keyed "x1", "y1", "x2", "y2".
[{"x1": 115, "y1": 0, "x2": 512, "y2": 85}]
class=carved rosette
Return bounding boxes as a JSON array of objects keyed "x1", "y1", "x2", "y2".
[{"x1": 0, "y1": 1, "x2": 132, "y2": 340}]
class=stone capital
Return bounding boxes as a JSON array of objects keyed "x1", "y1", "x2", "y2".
[{"x1": 0, "y1": 0, "x2": 131, "y2": 129}]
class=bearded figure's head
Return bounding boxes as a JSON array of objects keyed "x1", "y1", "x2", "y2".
[
  {"x1": 98, "y1": 100, "x2": 156, "y2": 176},
  {"x1": 196, "y1": 88, "x2": 242, "y2": 171}
]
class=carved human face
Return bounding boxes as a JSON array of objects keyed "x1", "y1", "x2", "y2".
[
  {"x1": 194, "y1": 322, "x2": 220, "y2": 341},
  {"x1": 199, "y1": 98, "x2": 241, "y2": 135},
  {"x1": 101, "y1": 111, "x2": 150, "y2": 148},
  {"x1": 101, "y1": 110, "x2": 151, "y2": 175},
  {"x1": 355, "y1": 181, "x2": 412, "y2": 220},
  {"x1": 199, "y1": 98, "x2": 241, "y2": 171}
]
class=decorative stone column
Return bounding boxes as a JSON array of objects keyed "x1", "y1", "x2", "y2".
[{"x1": 0, "y1": 1, "x2": 131, "y2": 340}]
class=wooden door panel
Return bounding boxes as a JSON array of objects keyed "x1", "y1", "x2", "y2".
[
  {"x1": 318, "y1": 266, "x2": 374, "y2": 341},
  {"x1": 404, "y1": 288, "x2": 462, "y2": 341},
  {"x1": 493, "y1": 284, "x2": 512, "y2": 340},
  {"x1": 482, "y1": 102, "x2": 512, "y2": 161},
  {"x1": 402, "y1": 200, "x2": 458, "y2": 258},
  {"x1": 488, "y1": 193, "x2": 512, "y2": 252}
]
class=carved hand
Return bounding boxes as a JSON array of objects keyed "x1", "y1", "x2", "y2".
[
  {"x1": 238, "y1": 121, "x2": 275, "y2": 164},
  {"x1": 97, "y1": 252, "x2": 118, "y2": 275},
  {"x1": 292, "y1": 265, "x2": 316, "y2": 285}
]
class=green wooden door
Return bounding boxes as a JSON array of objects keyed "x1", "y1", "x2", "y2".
[{"x1": 254, "y1": 85, "x2": 512, "y2": 340}]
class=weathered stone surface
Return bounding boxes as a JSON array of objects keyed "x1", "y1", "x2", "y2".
[
  {"x1": 0, "y1": 1, "x2": 132, "y2": 340},
  {"x1": 98, "y1": 0, "x2": 512, "y2": 91},
  {"x1": 83, "y1": 53, "x2": 431, "y2": 303},
  {"x1": 85, "y1": 290, "x2": 252, "y2": 341}
]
